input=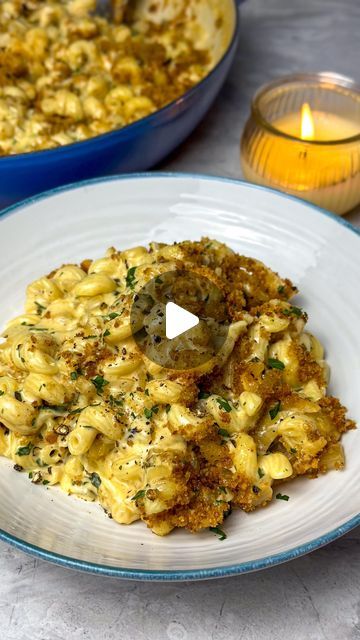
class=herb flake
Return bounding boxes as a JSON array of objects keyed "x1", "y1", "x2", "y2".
[
  {"x1": 126, "y1": 266, "x2": 137, "y2": 290},
  {"x1": 209, "y1": 526, "x2": 227, "y2": 541},
  {"x1": 268, "y1": 358, "x2": 285, "y2": 370},
  {"x1": 216, "y1": 397, "x2": 232, "y2": 413},
  {"x1": 108, "y1": 312, "x2": 120, "y2": 320},
  {"x1": 16, "y1": 444, "x2": 32, "y2": 457},
  {"x1": 132, "y1": 489, "x2": 146, "y2": 501},
  {"x1": 91, "y1": 375, "x2": 109, "y2": 394},
  {"x1": 144, "y1": 405, "x2": 159, "y2": 420},
  {"x1": 269, "y1": 400, "x2": 281, "y2": 420},
  {"x1": 283, "y1": 306, "x2": 303, "y2": 318},
  {"x1": 35, "y1": 301, "x2": 46, "y2": 315},
  {"x1": 90, "y1": 472, "x2": 101, "y2": 489},
  {"x1": 109, "y1": 395, "x2": 124, "y2": 408}
]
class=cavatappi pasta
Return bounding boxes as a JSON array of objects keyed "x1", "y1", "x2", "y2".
[
  {"x1": 0, "y1": 239, "x2": 355, "y2": 537},
  {"x1": 0, "y1": 0, "x2": 211, "y2": 155}
]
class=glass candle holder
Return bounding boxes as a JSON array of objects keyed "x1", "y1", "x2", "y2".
[{"x1": 240, "y1": 72, "x2": 360, "y2": 215}]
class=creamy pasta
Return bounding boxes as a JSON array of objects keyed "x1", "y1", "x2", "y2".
[
  {"x1": 0, "y1": 0, "x2": 211, "y2": 155},
  {"x1": 0, "y1": 239, "x2": 355, "y2": 537}
]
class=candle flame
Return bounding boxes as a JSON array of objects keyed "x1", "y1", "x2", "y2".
[{"x1": 301, "y1": 103, "x2": 315, "y2": 140}]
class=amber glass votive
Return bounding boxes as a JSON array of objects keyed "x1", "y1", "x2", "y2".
[{"x1": 241, "y1": 72, "x2": 360, "y2": 215}]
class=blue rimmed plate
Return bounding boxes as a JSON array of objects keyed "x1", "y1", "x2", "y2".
[{"x1": 0, "y1": 173, "x2": 359, "y2": 580}]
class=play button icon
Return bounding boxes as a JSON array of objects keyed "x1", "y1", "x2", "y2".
[
  {"x1": 165, "y1": 302, "x2": 199, "y2": 340},
  {"x1": 130, "y1": 269, "x2": 230, "y2": 370}
]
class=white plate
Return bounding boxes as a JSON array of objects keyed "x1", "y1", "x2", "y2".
[{"x1": 0, "y1": 174, "x2": 359, "y2": 580}]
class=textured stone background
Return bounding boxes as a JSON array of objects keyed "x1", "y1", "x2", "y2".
[{"x1": 1, "y1": 1, "x2": 359, "y2": 638}]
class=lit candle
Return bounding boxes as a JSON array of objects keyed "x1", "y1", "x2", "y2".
[
  {"x1": 276, "y1": 102, "x2": 358, "y2": 142},
  {"x1": 241, "y1": 73, "x2": 360, "y2": 215}
]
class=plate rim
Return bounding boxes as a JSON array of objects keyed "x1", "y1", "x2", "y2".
[
  {"x1": 1, "y1": 171, "x2": 359, "y2": 239},
  {"x1": 0, "y1": 171, "x2": 359, "y2": 580},
  {"x1": 1, "y1": 513, "x2": 359, "y2": 581}
]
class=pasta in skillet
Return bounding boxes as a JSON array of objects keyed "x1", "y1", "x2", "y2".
[
  {"x1": 0, "y1": 239, "x2": 355, "y2": 537},
  {"x1": 0, "y1": 0, "x2": 212, "y2": 155}
]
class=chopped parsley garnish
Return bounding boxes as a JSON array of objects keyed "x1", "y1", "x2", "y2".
[
  {"x1": 35, "y1": 457, "x2": 47, "y2": 468},
  {"x1": 283, "y1": 306, "x2": 302, "y2": 317},
  {"x1": 144, "y1": 389, "x2": 149, "y2": 396},
  {"x1": 198, "y1": 390, "x2": 211, "y2": 399},
  {"x1": 16, "y1": 443, "x2": 32, "y2": 457},
  {"x1": 209, "y1": 526, "x2": 227, "y2": 541},
  {"x1": 35, "y1": 301, "x2": 46, "y2": 315},
  {"x1": 109, "y1": 395, "x2": 124, "y2": 407},
  {"x1": 70, "y1": 371, "x2": 78, "y2": 380},
  {"x1": 277, "y1": 285, "x2": 285, "y2": 294},
  {"x1": 276, "y1": 493, "x2": 289, "y2": 501},
  {"x1": 91, "y1": 375, "x2": 109, "y2": 394},
  {"x1": 42, "y1": 480, "x2": 50, "y2": 485},
  {"x1": 269, "y1": 400, "x2": 281, "y2": 420},
  {"x1": 0, "y1": 390, "x2": 4, "y2": 396},
  {"x1": 216, "y1": 397, "x2": 232, "y2": 412},
  {"x1": 268, "y1": 358, "x2": 285, "y2": 370},
  {"x1": 90, "y1": 472, "x2": 101, "y2": 489},
  {"x1": 103, "y1": 329, "x2": 111, "y2": 337},
  {"x1": 132, "y1": 489, "x2": 146, "y2": 501},
  {"x1": 154, "y1": 275, "x2": 163, "y2": 284},
  {"x1": 144, "y1": 406, "x2": 159, "y2": 420},
  {"x1": 15, "y1": 391, "x2": 22, "y2": 401},
  {"x1": 83, "y1": 335, "x2": 97, "y2": 340},
  {"x1": 258, "y1": 467, "x2": 265, "y2": 479},
  {"x1": 68, "y1": 407, "x2": 85, "y2": 415},
  {"x1": 165, "y1": 404, "x2": 171, "y2": 413},
  {"x1": 107, "y1": 312, "x2": 120, "y2": 320},
  {"x1": 218, "y1": 428, "x2": 230, "y2": 439},
  {"x1": 290, "y1": 447, "x2": 297, "y2": 454},
  {"x1": 126, "y1": 266, "x2": 137, "y2": 290},
  {"x1": 43, "y1": 404, "x2": 68, "y2": 413}
]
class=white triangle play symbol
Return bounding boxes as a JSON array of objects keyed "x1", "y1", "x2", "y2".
[{"x1": 165, "y1": 302, "x2": 199, "y2": 340}]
